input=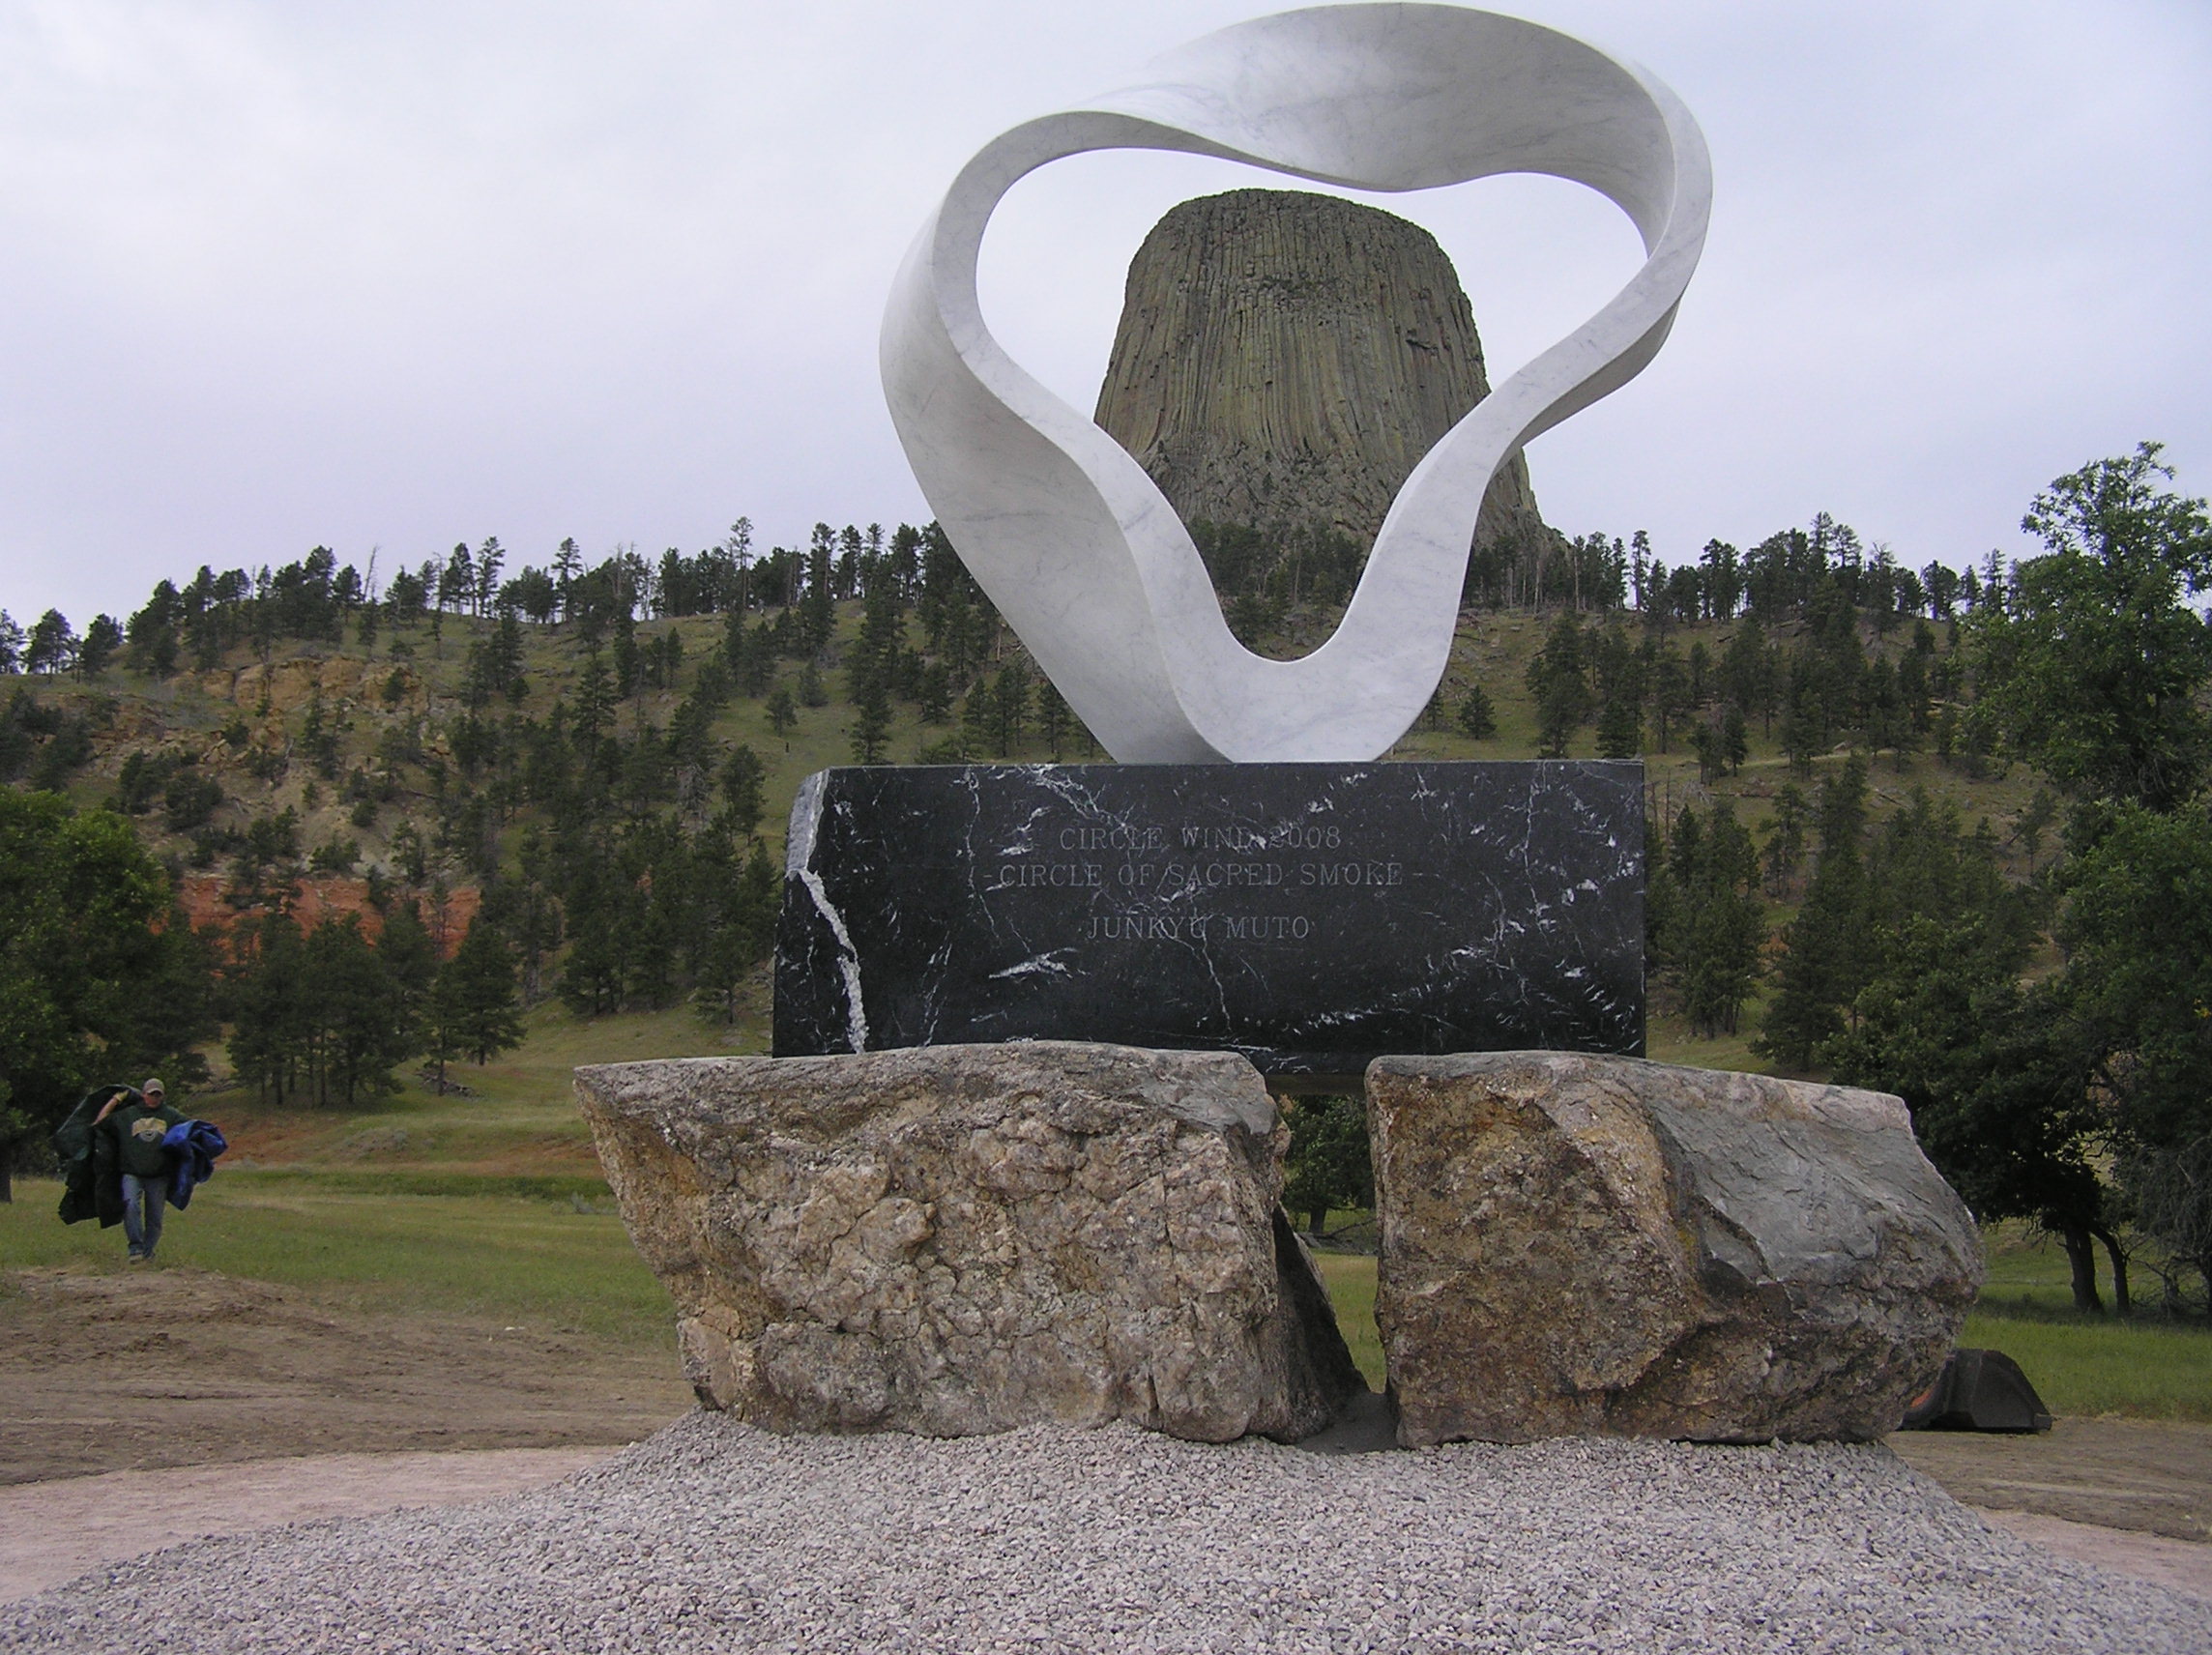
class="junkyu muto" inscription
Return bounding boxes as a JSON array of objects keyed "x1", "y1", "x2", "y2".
[{"x1": 1087, "y1": 913, "x2": 1313, "y2": 942}]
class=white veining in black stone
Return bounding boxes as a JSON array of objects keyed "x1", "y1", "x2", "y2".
[{"x1": 773, "y1": 762, "x2": 1644, "y2": 1076}]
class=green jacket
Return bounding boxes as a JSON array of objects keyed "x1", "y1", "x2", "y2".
[{"x1": 55, "y1": 1086, "x2": 133, "y2": 1226}]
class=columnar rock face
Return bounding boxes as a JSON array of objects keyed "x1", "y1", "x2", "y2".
[
  {"x1": 1367, "y1": 1052, "x2": 1984, "y2": 1447},
  {"x1": 576, "y1": 1043, "x2": 1361, "y2": 1443},
  {"x1": 1093, "y1": 188, "x2": 1549, "y2": 555}
]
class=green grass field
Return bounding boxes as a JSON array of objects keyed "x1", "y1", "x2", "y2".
[
  {"x1": 1312, "y1": 1252, "x2": 1384, "y2": 1390},
  {"x1": 2, "y1": 1174, "x2": 674, "y2": 1345},
  {"x1": 1961, "y1": 1225, "x2": 2212, "y2": 1422}
]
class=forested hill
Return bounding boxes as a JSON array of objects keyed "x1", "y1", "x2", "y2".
[
  {"x1": 3, "y1": 446, "x2": 2210, "y2": 1316},
  {"x1": 3, "y1": 506, "x2": 2024, "y2": 1048}
]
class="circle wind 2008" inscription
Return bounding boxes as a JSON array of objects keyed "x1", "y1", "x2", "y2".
[{"x1": 992, "y1": 814, "x2": 1407, "y2": 945}]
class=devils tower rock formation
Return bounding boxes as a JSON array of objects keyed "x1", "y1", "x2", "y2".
[{"x1": 1093, "y1": 188, "x2": 1548, "y2": 562}]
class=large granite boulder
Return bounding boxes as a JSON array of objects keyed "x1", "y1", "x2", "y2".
[
  {"x1": 1367, "y1": 1053, "x2": 1983, "y2": 1446},
  {"x1": 576, "y1": 1042, "x2": 1361, "y2": 1443}
]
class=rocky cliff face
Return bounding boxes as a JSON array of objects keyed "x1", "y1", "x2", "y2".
[{"x1": 1093, "y1": 188, "x2": 1548, "y2": 558}]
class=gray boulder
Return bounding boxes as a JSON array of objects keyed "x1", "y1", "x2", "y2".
[
  {"x1": 1367, "y1": 1052, "x2": 1983, "y2": 1446},
  {"x1": 576, "y1": 1042, "x2": 1360, "y2": 1442}
]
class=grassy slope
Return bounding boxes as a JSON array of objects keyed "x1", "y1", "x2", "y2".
[
  {"x1": 17, "y1": 604, "x2": 2199, "y2": 1420},
  {"x1": 41, "y1": 603, "x2": 2045, "y2": 894},
  {"x1": 208, "y1": 1000, "x2": 757, "y2": 1179}
]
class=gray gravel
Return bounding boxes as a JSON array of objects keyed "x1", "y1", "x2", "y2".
[{"x1": 4, "y1": 1410, "x2": 2202, "y2": 1653}]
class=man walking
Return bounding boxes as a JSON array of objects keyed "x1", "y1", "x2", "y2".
[{"x1": 94, "y1": 1080, "x2": 187, "y2": 1263}]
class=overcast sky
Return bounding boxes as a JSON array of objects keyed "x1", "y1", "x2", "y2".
[{"x1": 1, "y1": 0, "x2": 2206, "y2": 626}]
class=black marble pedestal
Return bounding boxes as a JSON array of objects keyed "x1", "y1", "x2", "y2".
[{"x1": 773, "y1": 762, "x2": 1643, "y2": 1081}]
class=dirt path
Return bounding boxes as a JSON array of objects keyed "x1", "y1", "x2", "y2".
[
  {"x1": 0, "y1": 1266, "x2": 692, "y2": 1485},
  {"x1": 1974, "y1": 1508, "x2": 2212, "y2": 1604},
  {"x1": 0, "y1": 1447, "x2": 618, "y2": 1602},
  {"x1": 1888, "y1": 1417, "x2": 2212, "y2": 1542}
]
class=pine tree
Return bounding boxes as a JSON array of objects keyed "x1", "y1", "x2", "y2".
[
  {"x1": 1526, "y1": 614, "x2": 1589, "y2": 758},
  {"x1": 1035, "y1": 677, "x2": 1072, "y2": 760},
  {"x1": 434, "y1": 923, "x2": 524, "y2": 1070},
  {"x1": 719, "y1": 746, "x2": 767, "y2": 837},
  {"x1": 1780, "y1": 653, "x2": 1822, "y2": 775},
  {"x1": 1721, "y1": 705, "x2": 1749, "y2": 773},
  {"x1": 612, "y1": 609, "x2": 640, "y2": 698},
  {"x1": 917, "y1": 662, "x2": 952, "y2": 725},
  {"x1": 1674, "y1": 802, "x2": 1764, "y2": 1035},
  {"x1": 692, "y1": 839, "x2": 780, "y2": 1024},
  {"x1": 488, "y1": 835, "x2": 565, "y2": 1005},
  {"x1": 1647, "y1": 646, "x2": 1689, "y2": 753},
  {"x1": 1757, "y1": 755, "x2": 1869, "y2": 1068},
  {"x1": 228, "y1": 913, "x2": 311, "y2": 1105},
  {"x1": 1761, "y1": 784, "x2": 1808, "y2": 897},
  {"x1": 851, "y1": 681, "x2": 892, "y2": 763},
  {"x1": 1458, "y1": 683, "x2": 1498, "y2": 741},
  {"x1": 439, "y1": 543, "x2": 474, "y2": 615},
  {"x1": 728, "y1": 619, "x2": 773, "y2": 697},
  {"x1": 77, "y1": 615, "x2": 122, "y2": 679},
  {"x1": 556, "y1": 870, "x2": 626, "y2": 1017},
  {"x1": 988, "y1": 663, "x2": 1030, "y2": 756},
  {"x1": 803, "y1": 525, "x2": 837, "y2": 654},
  {"x1": 1595, "y1": 690, "x2": 1642, "y2": 759},
  {"x1": 306, "y1": 915, "x2": 414, "y2": 1105},
  {"x1": 1589, "y1": 627, "x2": 1644, "y2": 759},
  {"x1": 765, "y1": 684, "x2": 798, "y2": 737},
  {"x1": 1691, "y1": 716, "x2": 1725, "y2": 782},
  {"x1": 1720, "y1": 616, "x2": 1771, "y2": 730},
  {"x1": 1864, "y1": 656, "x2": 1905, "y2": 764}
]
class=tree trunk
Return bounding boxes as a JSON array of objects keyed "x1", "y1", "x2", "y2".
[
  {"x1": 1, "y1": 1153, "x2": 13, "y2": 1205},
  {"x1": 2058, "y1": 1222, "x2": 2104, "y2": 1313},
  {"x1": 2093, "y1": 1226, "x2": 2132, "y2": 1316}
]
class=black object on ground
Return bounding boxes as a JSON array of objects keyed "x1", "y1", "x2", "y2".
[
  {"x1": 773, "y1": 761, "x2": 1644, "y2": 1081},
  {"x1": 1296, "y1": 1387, "x2": 1400, "y2": 1456},
  {"x1": 1899, "y1": 1349, "x2": 2055, "y2": 1433}
]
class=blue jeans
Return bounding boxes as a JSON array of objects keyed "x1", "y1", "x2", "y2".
[{"x1": 121, "y1": 1173, "x2": 167, "y2": 1258}]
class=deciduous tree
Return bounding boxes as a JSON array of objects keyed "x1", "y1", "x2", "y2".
[{"x1": 1968, "y1": 443, "x2": 2212, "y2": 810}]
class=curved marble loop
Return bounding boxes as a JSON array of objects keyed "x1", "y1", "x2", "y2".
[{"x1": 882, "y1": 4, "x2": 1709, "y2": 763}]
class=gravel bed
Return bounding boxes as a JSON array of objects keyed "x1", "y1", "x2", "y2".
[{"x1": 5, "y1": 1410, "x2": 2201, "y2": 1653}]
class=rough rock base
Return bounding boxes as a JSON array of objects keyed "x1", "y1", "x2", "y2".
[
  {"x1": 577, "y1": 1042, "x2": 1359, "y2": 1442},
  {"x1": 1368, "y1": 1052, "x2": 1984, "y2": 1446}
]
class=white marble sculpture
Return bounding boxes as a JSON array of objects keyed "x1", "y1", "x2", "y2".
[{"x1": 881, "y1": 4, "x2": 1709, "y2": 763}]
